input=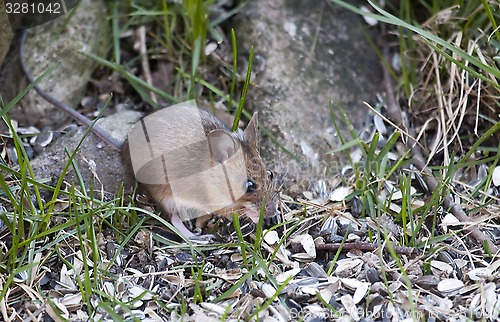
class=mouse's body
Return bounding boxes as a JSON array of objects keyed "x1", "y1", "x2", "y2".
[{"x1": 121, "y1": 107, "x2": 279, "y2": 237}]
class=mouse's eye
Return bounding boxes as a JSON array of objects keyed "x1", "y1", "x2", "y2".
[
  {"x1": 267, "y1": 170, "x2": 273, "y2": 179},
  {"x1": 246, "y1": 179, "x2": 257, "y2": 192}
]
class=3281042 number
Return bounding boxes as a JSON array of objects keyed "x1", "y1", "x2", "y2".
[{"x1": 5, "y1": 2, "x2": 61, "y2": 14}]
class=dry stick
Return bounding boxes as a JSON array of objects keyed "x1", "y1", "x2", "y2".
[
  {"x1": 316, "y1": 241, "x2": 420, "y2": 258},
  {"x1": 381, "y1": 53, "x2": 498, "y2": 254},
  {"x1": 136, "y1": 26, "x2": 157, "y2": 105}
]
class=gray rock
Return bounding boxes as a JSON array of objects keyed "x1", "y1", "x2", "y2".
[
  {"x1": 0, "y1": 2, "x2": 14, "y2": 67},
  {"x1": 8, "y1": 0, "x2": 109, "y2": 128},
  {"x1": 234, "y1": 0, "x2": 383, "y2": 194},
  {"x1": 30, "y1": 111, "x2": 142, "y2": 196}
]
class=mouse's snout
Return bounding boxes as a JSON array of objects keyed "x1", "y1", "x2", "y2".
[
  {"x1": 264, "y1": 196, "x2": 280, "y2": 218},
  {"x1": 242, "y1": 189, "x2": 280, "y2": 224}
]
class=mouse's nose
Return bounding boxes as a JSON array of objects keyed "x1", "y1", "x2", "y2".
[
  {"x1": 264, "y1": 201, "x2": 279, "y2": 217},
  {"x1": 263, "y1": 204, "x2": 281, "y2": 226}
]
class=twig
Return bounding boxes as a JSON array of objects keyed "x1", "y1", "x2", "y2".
[
  {"x1": 316, "y1": 241, "x2": 421, "y2": 258},
  {"x1": 19, "y1": 31, "x2": 123, "y2": 150},
  {"x1": 380, "y1": 47, "x2": 498, "y2": 254}
]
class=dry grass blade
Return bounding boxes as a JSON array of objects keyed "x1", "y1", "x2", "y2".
[{"x1": 135, "y1": 25, "x2": 158, "y2": 105}]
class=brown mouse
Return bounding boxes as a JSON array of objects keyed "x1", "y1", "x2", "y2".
[
  {"x1": 19, "y1": 32, "x2": 279, "y2": 238},
  {"x1": 122, "y1": 103, "x2": 279, "y2": 237}
]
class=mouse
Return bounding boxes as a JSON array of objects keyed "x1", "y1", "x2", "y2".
[{"x1": 19, "y1": 32, "x2": 279, "y2": 239}]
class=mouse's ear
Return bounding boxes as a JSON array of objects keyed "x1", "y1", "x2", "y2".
[
  {"x1": 243, "y1": 112, "x2": 259, "y2": 146},
  {"x1": 207, "y1": 130, "x2": 240, "y2": 162}
]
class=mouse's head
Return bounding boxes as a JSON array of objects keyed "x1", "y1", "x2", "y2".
[{"x1": 214, "y1": 113, "x2": 279, "y2": 223}]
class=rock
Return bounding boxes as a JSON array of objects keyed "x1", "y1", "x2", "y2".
[
  {"x1": 0, "y1": 2, "x2": 14, "y2": 67},
  {"x1": 5, "y1": 0, "x2": 109, "y2": 128},
  {"x1": 29, "y1": 111, "x2": 142, "y2": 196},
  {"x1": 234, "y1": 0, "x2": 383, "y2": 194}
]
